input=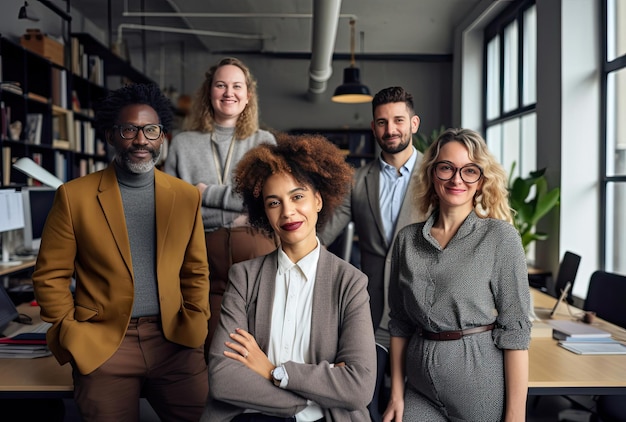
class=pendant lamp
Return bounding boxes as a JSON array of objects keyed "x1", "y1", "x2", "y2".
[
  {"x1": 332, "y1": 19, "x2": 373, "y2": 104},
  {"x1": 18, "y1": 2, "x2": 40, "y2": 22}
]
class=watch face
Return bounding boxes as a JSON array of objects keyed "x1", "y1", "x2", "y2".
[{"x1": 273, "y1": 366, "x2": 285, "y2": 380}]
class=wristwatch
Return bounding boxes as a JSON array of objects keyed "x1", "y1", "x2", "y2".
[{"x1": 271, "y1": 365, "x2": 286, "y2": 387}]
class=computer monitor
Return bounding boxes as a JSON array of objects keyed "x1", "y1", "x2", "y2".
[{"x1": 21, "y1": 186, "x2": 56, "y2": 253}]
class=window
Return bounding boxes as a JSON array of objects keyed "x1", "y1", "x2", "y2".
[
  {"x1": 602, "y1": 0, "x2": 626, "y2": 273},
  {"x1": 483, "y1": 1, "x2": 536, "y2": 180}
]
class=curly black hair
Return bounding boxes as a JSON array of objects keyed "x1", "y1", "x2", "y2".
[
  {"x1": 233, "y1": 133, "x2": 354, "y2": 233},
  {"x1": 94, "y1": 83, "x2": 173, "y2": 135}
]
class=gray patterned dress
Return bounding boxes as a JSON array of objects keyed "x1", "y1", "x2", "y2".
[{"x1": 388, "y1": 210, "x2": 531, "y2": 422}]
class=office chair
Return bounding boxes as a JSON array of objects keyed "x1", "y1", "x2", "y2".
[
  {"x1": 584, "y1": 270, "x2": 626, "y2": 329},
  {"x1": 326, "y1": 221, "x2": 355, "y2": 263},
  {"x1": 552, "y1": 251, "x2": 581, "y2": 304},
  {"x1": 583, "y1": 271, "x2": 626, "y2": 422}
]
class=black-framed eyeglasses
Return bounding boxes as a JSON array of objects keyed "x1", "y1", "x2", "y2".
[
  {"x1": 112, "y1": 124, "x2": 163, "y2": 141},
  {"x1": 433, "y1": 161, "x2": 483, "y2": 184}
]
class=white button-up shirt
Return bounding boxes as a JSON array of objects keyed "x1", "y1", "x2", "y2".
[{"x1": 267, "y1": 240, "x2": 324, "y2": 421}]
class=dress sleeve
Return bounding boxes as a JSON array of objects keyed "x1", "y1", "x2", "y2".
[{"x1": 491, "y1": 223, "x2": 532, "y2": 350}]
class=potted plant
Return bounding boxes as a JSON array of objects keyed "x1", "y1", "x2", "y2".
[
  {"x1": 508, "y1": 163, "x2": 560, "y2": 253},
  {"x1": 412, "y1": 125, "x2": 445, "y2": 154}
]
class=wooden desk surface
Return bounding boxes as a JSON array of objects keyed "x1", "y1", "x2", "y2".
[
  {"x1": 0, "y1": 303, "x2": 72, "y2": 397},
  {"x1": 529, "y1": 288, "x2": 626, "y2": 394},
  {"x1": 0, "y1": 259, "x2": 36, "y2": 277}
]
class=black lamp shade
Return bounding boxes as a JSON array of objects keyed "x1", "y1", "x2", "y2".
[{"x1": 332, "y1": 67, "x2": 373, "y2": 103}]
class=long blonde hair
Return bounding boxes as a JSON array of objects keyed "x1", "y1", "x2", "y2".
[
  {"x1": 415, "y1": 128, "x2": 513, "y2": 223},
  {"x1": 184, "y1": 57, "x2": 260, "y2": 139}
]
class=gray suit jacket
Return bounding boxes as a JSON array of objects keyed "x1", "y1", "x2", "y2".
[
  {"x1": 203, "y1": 247, "x2": 376, "y2": 422},
  {"x1": 319, "y1": 152, "x2": 422, "y2": 332}
]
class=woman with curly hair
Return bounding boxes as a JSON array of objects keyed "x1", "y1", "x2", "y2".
[
  {"x1": 383, "y1": 128, "x2": 531, "y2": 422},
  {"x1": 202, "y1": 133, "x2": 377, "y2": 422},
  {"x1": 164, "y1": 57, "x2": 278, "y2": 355}
]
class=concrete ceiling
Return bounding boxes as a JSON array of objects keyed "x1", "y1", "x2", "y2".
[{"x1": 70, "y1": 0, "x2": 483, "y2": 56}]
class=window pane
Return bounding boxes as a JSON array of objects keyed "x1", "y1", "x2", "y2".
[
  {"x1": 520, "y1": 113, "x2": 536, "y2": 176},
  {"x1": 503, "y1": 21, "x2": 519, "y2": 113},
  {"x1": 486, "y1": 36, "x2": 501, "y2": 120},
  {"x1": 523, "y1": 5, "x2": 537, "y2": 105},
  {"x1": 502, "y1": 118, "x2": 521, "y2": 178},
  {"x1": 607, "y1": 0, "x2": 626, "y2": 61},
  {"x1": 486, "y1": 124, "x2": 503, "y2": 163},
  {"x1": 606, "y1": 68, "x2": 626, "y2": 176},
  {"x1": 605, "y1": 182, "x2": 626, "y2": 273}
]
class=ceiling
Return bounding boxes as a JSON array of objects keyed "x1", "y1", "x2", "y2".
[{"x1": 69, "y1": 0, "x2": 483, "y2": 57}]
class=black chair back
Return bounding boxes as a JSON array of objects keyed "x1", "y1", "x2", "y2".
[
  {"x1": 553, "y1": 251, "x2": 581, "y2": 304},
  {"x1": 584, "y1": 270, "x2": 626, "y2": 329}
]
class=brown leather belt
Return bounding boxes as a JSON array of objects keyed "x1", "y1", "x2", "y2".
[{"x1": 418, "y1": 323, "x2": 495, "y2": 341}]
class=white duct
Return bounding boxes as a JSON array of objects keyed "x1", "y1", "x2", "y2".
[{"x1": 308, "y1": 0, "x2": 342, "y2": 96}]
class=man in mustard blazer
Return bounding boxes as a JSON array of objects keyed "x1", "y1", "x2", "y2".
[
  {"x1": 319, "y1": 86, "x2": 422, "y2": 347},
  {"x1": 32, "y1": 84, "x2": 210, "y2": 421}
]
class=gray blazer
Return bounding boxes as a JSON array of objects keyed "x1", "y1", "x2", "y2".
[
  {"x1": 319, "y1": 153, "x2": 422, "y2": 331},
  {"x1": 203, "y1": 247, "x2": 377, "y2": 422}
]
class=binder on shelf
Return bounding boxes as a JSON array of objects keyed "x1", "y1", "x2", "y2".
[
  {"x1": 51, "y1": 68, "x2": 68, "y2": 108},
  {"x1": 25, "y1": 113, "x2": 43, "y2": 145}
]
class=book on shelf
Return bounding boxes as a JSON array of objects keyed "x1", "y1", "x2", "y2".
[
  {"x1": 26, "y1": 113, "x2": 43, "y2": 144},
  {"x1": 2, "y1": 146, "x2": 10, "y2": 185},
  {"x1": 0, "y1": 101, "x2": 8, "y2": 141},
  {"x1": 548, "y1": 319, "x2": 611, "y2": 341},
  {"x1": 51, "y1": 68, "x2": 68, "y2": 108},
  {"x1": 0, "y1": 81, "x2": 23, "y2": 96}
]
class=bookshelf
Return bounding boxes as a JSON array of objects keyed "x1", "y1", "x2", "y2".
[{"x1": 0, "y1": 33, "x2": 154, "y2": 187}]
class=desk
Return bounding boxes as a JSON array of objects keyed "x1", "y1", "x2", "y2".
[
  {"x1": 0, "y1": 303, "x2": 72, "y2": 399},
  {"x1": 529, "y1": 288, "x2": 626, "y2": 395},
  {"x1": 0, "y1": 258, "x2": 36, "y2": 277}
]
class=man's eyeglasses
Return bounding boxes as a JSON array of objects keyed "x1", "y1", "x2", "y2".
[
  {"x1": 112, "y1": 124, "x2": 163, "y2": 141},
  {"x1": 433, "y1": 161, "x2": 483, "y2": 184}
]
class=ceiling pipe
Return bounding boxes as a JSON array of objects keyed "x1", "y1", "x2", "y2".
[
  {"x1": 116, "y1": 23, "x2": 273, "y2": 43},
  {"x1": 308, "y1": 0, "x2": 342, "y2": 98}
]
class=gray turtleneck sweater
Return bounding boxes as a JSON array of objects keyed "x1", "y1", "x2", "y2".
[{"x1": 114, "y1": 162, "x2": 159, "y2": 317}]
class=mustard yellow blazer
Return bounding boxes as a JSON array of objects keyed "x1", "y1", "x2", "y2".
[{"x1": 32, "y1": 165, "x2": 210, "y2": 375}]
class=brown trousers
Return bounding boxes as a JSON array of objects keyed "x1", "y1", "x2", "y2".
[
  {"x1": 72, "y1": 317, "x2": 208, "y2": 422},
  {"x1": 205, "y1": 226, "x2": 279, "y2": 359}
]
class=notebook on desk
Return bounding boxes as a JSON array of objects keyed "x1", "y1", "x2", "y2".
[{"x1": 0, "y1": 284, "x2": 50, "y2": 341}]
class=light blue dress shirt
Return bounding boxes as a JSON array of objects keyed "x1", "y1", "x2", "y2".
[{"x1": 379, "y1": 147, "x2": 417, "y2": 245}]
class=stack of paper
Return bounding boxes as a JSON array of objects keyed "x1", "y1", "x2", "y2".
[
  {"x1": 547, "y1": 320, "x2": 626, "y2": 355},
  {"x1": 0, "y1": 343, "x2": 51, "y2": 358},
  {"x1": 549, "y1": 320, "x2": 611, "y2": 341}
]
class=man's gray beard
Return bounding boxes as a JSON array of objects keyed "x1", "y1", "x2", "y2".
[{"x1": 117, "y1": 149, "x2": 161, "y2": 174}]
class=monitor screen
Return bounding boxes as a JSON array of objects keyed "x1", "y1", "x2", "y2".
[{"x1": 21, "y1": 186, "x2": 56, "y2": 253}]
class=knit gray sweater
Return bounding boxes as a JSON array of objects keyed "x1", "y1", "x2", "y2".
[
  {"x1": 115, "y1": 162, "x2": 159, "y2": 318},
  {"x1": 164, "y1": 126, "x2": 276, "y2": 231}
]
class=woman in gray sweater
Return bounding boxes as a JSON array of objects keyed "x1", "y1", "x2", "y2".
[{"x1": 164, "y1": 57, "x2": 278, "y2": 356}]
